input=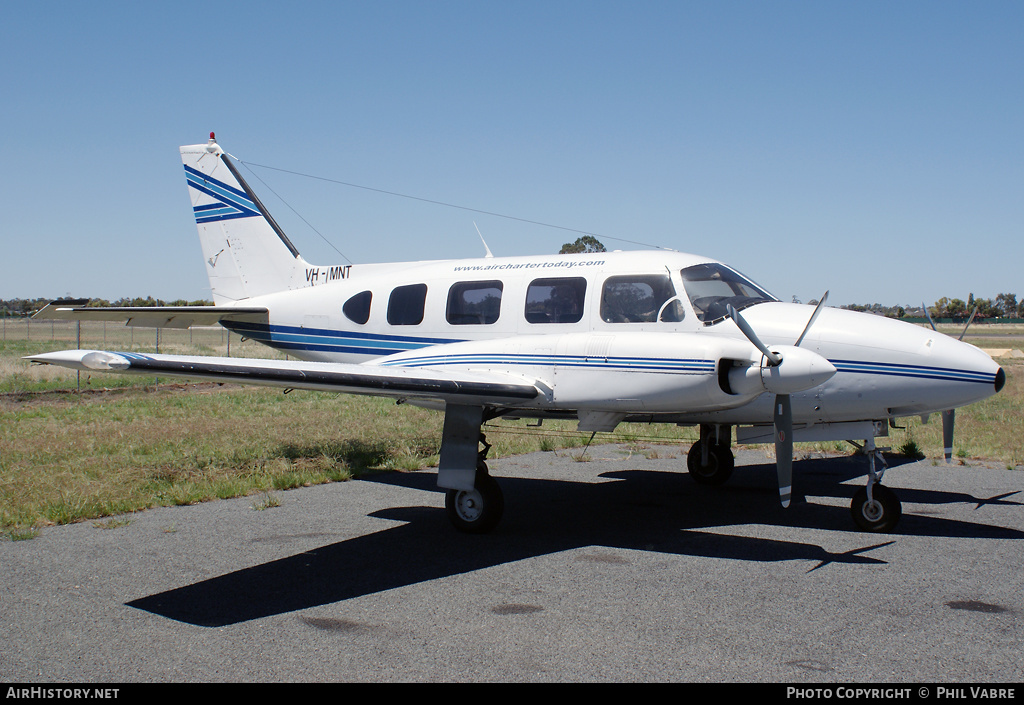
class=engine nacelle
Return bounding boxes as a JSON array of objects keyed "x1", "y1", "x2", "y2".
[{"x1": 727, "y1": 345, "x2": 836, "y2": 396}]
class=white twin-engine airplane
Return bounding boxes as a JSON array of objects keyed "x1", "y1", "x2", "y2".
[{"x1": 30, "y1": 134, "x2": 1005, "y2": 534}]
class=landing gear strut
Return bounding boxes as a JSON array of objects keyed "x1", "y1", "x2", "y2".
[
  {"x1": 443, "y1": 430, "x2": 504, "y2": 534},
  {"x1": 687, "y1": 424, "x2": 734, "y2": 486},
  {"x1": 850, "y1": 438, "x2": 902, "y2": 532}
]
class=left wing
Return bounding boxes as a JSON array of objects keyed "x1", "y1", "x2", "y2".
[{"x1": 25, "y1": 350, "x2": 542, "y2": 406}]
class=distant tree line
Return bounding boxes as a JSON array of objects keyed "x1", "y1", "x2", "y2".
[
  {"x1": 840, "y1": 293, "x2": 1022, "y2": 321},
  {"x1": 840, "y1": 302, "x2": 912, "y2": 318},
  {"x1": 0, "y1": 297, "x2": 213, "y2": 317},
  {"x1": 927, "y1": 293, "x2": 1020, "y2": 321}
]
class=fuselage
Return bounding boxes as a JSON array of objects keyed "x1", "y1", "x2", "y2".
[{"x1": 219, "y1": 249, "x2": 1004, "y2": 426}]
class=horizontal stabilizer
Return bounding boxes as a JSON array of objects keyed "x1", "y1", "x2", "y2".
[
  {"x1": 32, "y1": 302, "x2": 269, "y2": 329},
  {"x1": 25, "y1": 350, "x2": 541, "y2": 405}
]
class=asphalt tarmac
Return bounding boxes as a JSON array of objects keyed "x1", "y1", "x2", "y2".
[{"x1": 2, "y1": 444, "x2": 1022, "y2": 683}]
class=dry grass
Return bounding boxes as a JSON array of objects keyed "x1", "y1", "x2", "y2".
[
  {"x1": 0, "y1": 381, "x2": 697, "y2": 536},
  {"x1": 0, "y1": 384, "x2": 421, "y2": 533}
]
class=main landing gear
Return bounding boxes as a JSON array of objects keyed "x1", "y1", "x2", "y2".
[
  {"x1": 687, "y1": 424, "x2": 735, "y2": 486},
  {"x1": 445, "y1": 433, "x2": 504, "y2": 534},
  {"x1": 437, "y1": 404, "x2": 506, "y2": 534}
]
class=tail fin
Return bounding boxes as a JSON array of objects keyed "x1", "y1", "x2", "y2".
[{"x1": 181, "y1": 133, "x2": 308, "y2": 303}]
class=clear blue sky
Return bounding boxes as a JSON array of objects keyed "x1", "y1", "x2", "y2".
[{"x1": 2, "y1": 1, "x2": 1021, "y2": 307}]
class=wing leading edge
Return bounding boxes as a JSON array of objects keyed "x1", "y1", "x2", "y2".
[{"x1": 25, "y1": 350, "x2": 541, "y2": 405}]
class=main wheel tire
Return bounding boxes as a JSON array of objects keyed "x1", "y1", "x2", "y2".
[
  {"x1": 850, "y1": 485, "x2": 902, "y2": 532},
  {"x1": 687, "y1": 442, "x2": 735, "y2": 486},
  {"x1": 445, "y1": 472, "x2": 504, "y2": 534}
]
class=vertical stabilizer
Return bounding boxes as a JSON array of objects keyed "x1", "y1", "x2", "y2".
[{"x1": 181, "y1": 134, "x2": 308, "y2": 303}]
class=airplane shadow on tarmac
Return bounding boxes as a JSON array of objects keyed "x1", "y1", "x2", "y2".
[{"x1": 127, "y1": 453, "x2": 1023, "y2": 627}]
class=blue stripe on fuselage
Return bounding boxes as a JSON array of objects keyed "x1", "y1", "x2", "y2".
[
  {"x1": 222, "y1": 321, "x2": 461, "y2": 357},
  {"x1": 381, "y1": 352, "x2": 716, "y2": 374},
  {"x1": 830, "y1": 359, "x2": 995, "y2": 385}
]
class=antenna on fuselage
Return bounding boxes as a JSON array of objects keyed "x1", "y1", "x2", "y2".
[{"x1": 474, "y1": 222, "x2": 494, "y2": 258}]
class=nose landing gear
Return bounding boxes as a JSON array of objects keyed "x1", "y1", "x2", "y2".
[{"x1": 849, "y1": 438, "x2": 902, "y2": 532}]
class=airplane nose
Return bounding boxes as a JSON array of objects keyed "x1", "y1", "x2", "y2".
[{"x1": 922, "y1": 334, "x2": 1005, "y2": 412}]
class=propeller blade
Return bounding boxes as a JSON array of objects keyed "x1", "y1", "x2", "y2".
[
  {"x1": 942, "y1": 408, "x2": 955, "y2": 463},
  {"x1": 959, "y1": 306, "x2": 978, "y2": 341},
  {"x1": 795, "y1": 291, "x2": 829, "y2": 347},
  {"x1": 937, "y1": 303, "x2": 962, "y2": 463},
  {"x1": 923, "y1": 302, "x2": 937, "y2": 331},
  {"x1": 728, "y1": 304, "x2": 782, "y2": 366},
  {"x1": 774, "y1": 394, "x2": 793, "y2": 507}
]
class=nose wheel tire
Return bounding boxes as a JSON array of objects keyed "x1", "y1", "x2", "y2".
[
  {"x1": 850, "y1": 484, "x2": 902, "y2": 532},
  {"x1": 446, "y1": 472, "x2": 504, "y2": 534}
]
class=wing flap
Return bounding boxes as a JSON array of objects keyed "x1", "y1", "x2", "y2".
[{"x1": 25, "y1": 350, "x2": 541, "y2": 405}]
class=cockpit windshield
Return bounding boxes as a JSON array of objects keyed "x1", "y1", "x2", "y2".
[{"x1": 680, "y1": 263, "x2": 778, "y2": 324}]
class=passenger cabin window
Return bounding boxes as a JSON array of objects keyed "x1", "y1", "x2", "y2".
[
  {"x1": 342, "y1": 290, "x2": 372, "y2": 325},
  {"x1": 680, "y1": 263, "x2": 777, "y2": 324},
  {"x1": 447, "y1": 280, "x2": 502, "y2": 325},
  {"x1": 525, "y1": 277, "x2": 587, "y2": 324},
  {"x1": 600, "y1": 274, "x2": 684, "y2": 323},
  {"x1": 387, "y1": 283, "x2": 427, "y2": 325}
]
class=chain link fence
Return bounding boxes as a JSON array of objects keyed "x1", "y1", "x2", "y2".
[
  {"x1": 2, "y1": 318, "x2": 285, "y2": 394},
  {"x1": 2, "y1": 317, "x2": 285, "y2": 357}
]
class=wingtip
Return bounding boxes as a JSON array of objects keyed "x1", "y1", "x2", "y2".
[{"x1": 22, "y1": 350, "x2": 130, "y2": 371}]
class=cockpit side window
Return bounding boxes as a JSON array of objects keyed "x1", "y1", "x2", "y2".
[
  {"x1": 680, "y1": 263, "x2": 777, "y2": 324},
  {"x1": 600, "y1": 274, "x2": 683, "y2": 323}
]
